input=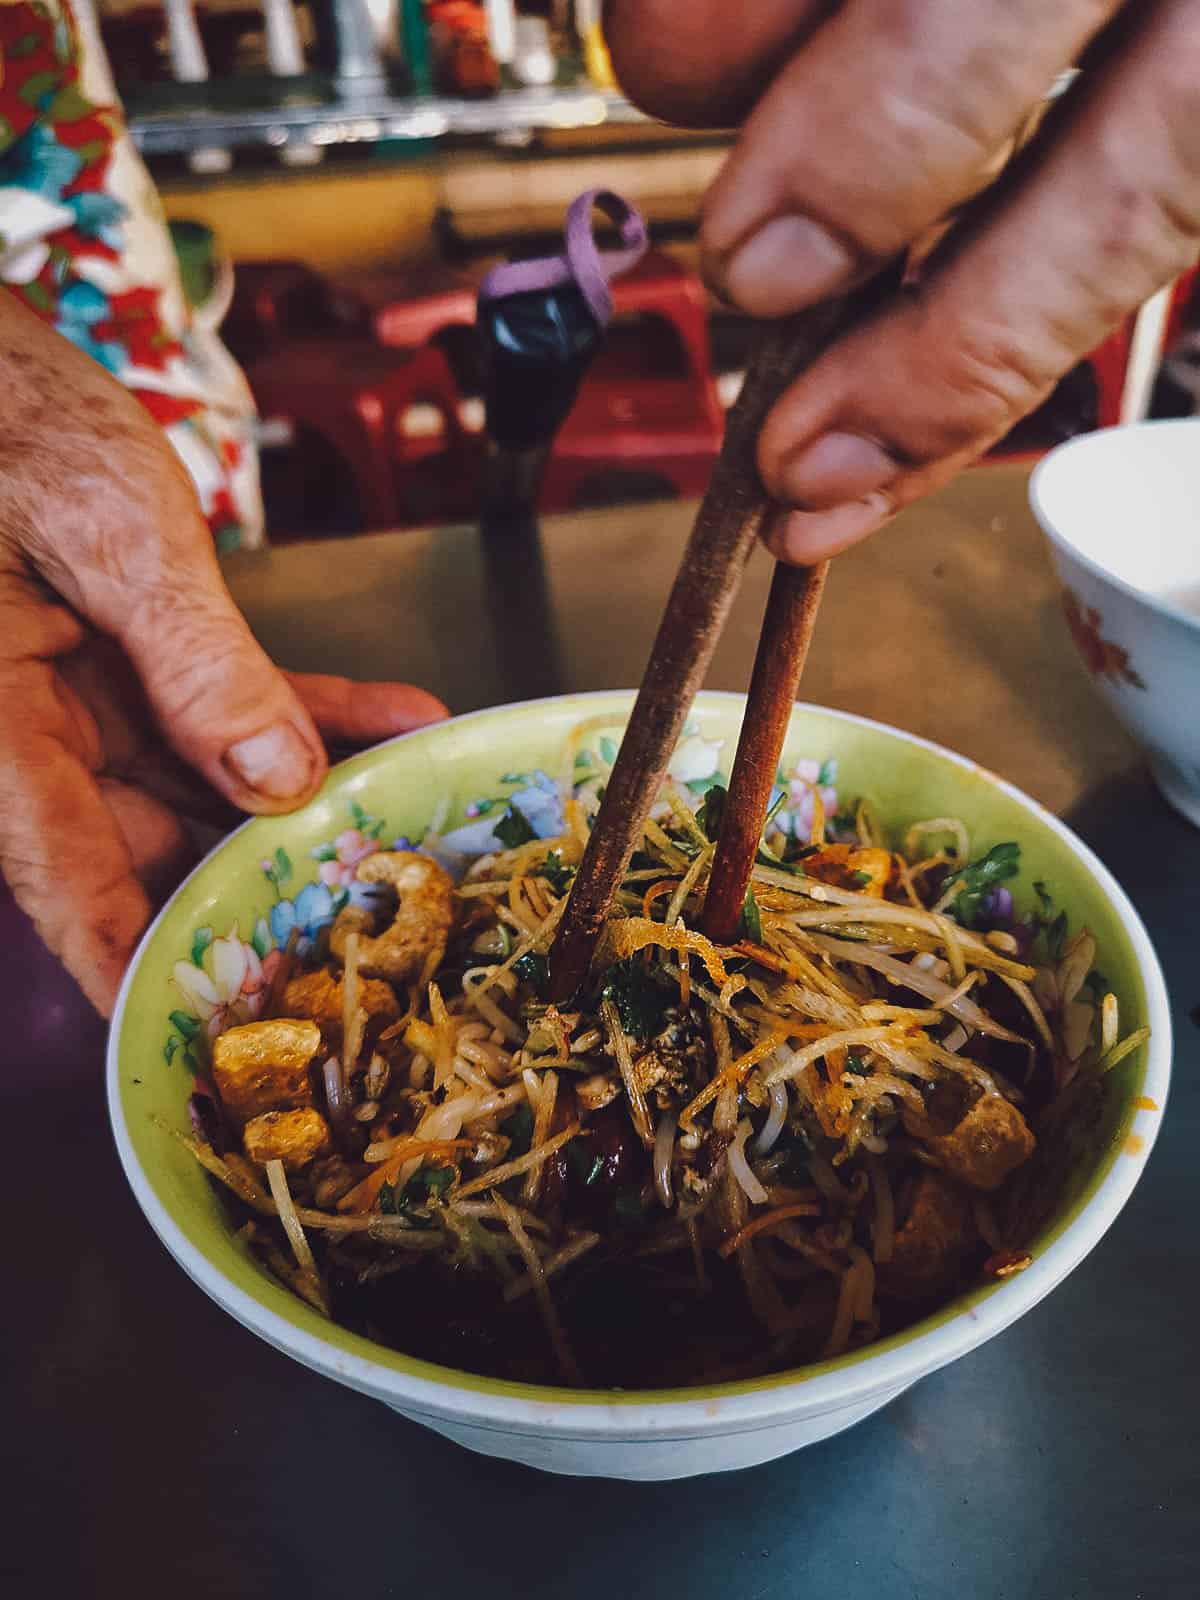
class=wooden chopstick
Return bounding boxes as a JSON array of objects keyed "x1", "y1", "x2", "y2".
[
  {"x1": 547, "y1": 287, "x2": 879, "y2": 1003},
  {"x1": 700, "y1": 557, "x2": 829, "y2": 944}
]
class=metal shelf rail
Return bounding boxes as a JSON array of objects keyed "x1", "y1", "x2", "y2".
[{"x1": 128, "y1": 84, "x2": 647, "y2": 158}]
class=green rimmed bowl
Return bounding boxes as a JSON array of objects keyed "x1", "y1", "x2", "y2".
[{"x1": 107, "y1": 693, "x2": 1171, "y2": 1480}]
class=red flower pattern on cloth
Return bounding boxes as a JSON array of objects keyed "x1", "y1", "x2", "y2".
[{"x1": 0, "y1": 0, "x2": 262, "y2": 547}]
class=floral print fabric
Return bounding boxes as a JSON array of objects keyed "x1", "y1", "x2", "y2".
[{"x1": 0, "y1": 0, "x2": 262, "y2": 549}]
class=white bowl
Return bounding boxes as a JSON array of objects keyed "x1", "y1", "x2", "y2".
[
  {"x1": 108, "y1": 695, "x2": 1171, "y2": 1480},
  {"x1": 1030, "y1": 419, "x2": 1200, "y2": 825}
]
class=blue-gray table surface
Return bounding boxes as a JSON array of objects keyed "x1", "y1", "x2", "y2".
[{"x1": 4, "y1": 469, "x2": 1195, "y2": 1597}]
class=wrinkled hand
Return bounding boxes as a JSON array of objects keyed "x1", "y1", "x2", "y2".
[
  {"x1": 606, "y1": 0, "x2": 1200, "y2": 561},
  {"x1": 0, "y1": 294, "x2": 446, "y2": 1016}
]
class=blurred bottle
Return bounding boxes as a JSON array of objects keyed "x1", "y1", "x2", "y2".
[
  {"x1": 161, "y1": 0, "x2": 232, "y2": 172},
  {"x1": 574, "y1": 0, "x2": 614, "y2": 88},
  {"x1": 511, "y1": 14, "x2": 554, "y2": 85},
  {"x1": 427, "y1": 2, "x2": 500, "y2": 95}
]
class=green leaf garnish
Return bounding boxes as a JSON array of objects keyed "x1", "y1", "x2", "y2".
[
  {"x1": 740, "y1": 887, "x2": 764, "y2": 944},
  {"x1": 697, "y1": 783, "x2": 727, "y2": 842},
  {"x1": 567, "y1": 1137, "x2": 605, "y2": 1188},
  {"x1": 502, "y1": 1103, "x2": 534, "y2": 1158},
  {"x1": 601, "y1": 957, "x2": 672, "y2": 1039},
  {"x1": 494, "y1": 805, "x2": 536, "y2": 849},
  {"x1": 512, "y1": 951, "x2": 549, "y2": 991},
  {"x1": 943, "y1": 842, "x2": 1021, "y2": 928},
  {"x1": 541, "y1": 850, "x2": 575, "y2": 895}
]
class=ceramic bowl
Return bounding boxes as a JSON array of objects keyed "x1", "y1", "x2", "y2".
[
  {"x1": 108, "y1": 693, "x2": 1170, "y2": 1480},
  {"x1": 1030, "y1": 418, "x2": 1200, "y2": 826}
]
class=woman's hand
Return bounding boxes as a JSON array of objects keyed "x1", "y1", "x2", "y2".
[
  {"x1": 605, "y1": 0, "x2": 1200, "y2": 561},
  {"x1": 0, "y1": 293, "x2": 446, "y2": 1016}
]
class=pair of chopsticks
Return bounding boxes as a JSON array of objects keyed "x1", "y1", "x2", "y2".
[{"x1": 547, "y1": 279, "x2": 888, "y2": 1000}]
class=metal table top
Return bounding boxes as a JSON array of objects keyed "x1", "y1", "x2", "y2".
[{"x1": 5, "y1": 466, "x2": 1195, "y2": 1597}]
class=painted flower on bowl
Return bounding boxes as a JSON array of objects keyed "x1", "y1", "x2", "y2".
[
  {"x1": 667, "y1": 734, "x2": 724, "y2": 786},
  {"x1": 777, "y1": 757, "x2": 839, "y2": 840},
  {"x1": 314, "y1": 827, "x2": 380, "y2": 890},
  {"x1": 172, "y1": 922, "x2": 282, "y2": 1040},
  {"x1": 441, "y1": 769, "x2": 566, "y2": 858},
  {"x1": 269, "y1": 881, "x2": 338, "y2": 957},
  {"x1": 1062, "y1": 589, "x2": 1147, "y2": 691}
]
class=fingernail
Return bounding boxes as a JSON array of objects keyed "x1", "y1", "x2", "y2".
[
  {"x1": 224, "y1": 724, "x2": 316, "y2": 801},
  {"x1": 777, "y1": 431, "x2": 899, "y2": 509},
  {"x1": 721, "y1": 215, "x2": 856, "y2": 317},
  {"x1": 771, "y1": 494, "x2": 895, "y2": 564}
]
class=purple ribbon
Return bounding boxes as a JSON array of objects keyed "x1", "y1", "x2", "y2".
[{"x1": 477, "y1": 188, "x2": 649, "y2": 329}]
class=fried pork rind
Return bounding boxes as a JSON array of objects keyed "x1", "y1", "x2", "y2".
[
  {"x1": 243, "y1": 1107, "x2": 332, "y2": 1170},
  {"x1": 211, "y1": 1018, "x2": 321, "y2": 1122},
  {"x1": 330, "y1": 852, "x2": 455, "y2": 983}
]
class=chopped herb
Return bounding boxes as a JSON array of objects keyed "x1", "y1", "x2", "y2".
[
  {"x1": 602, "y1": 956, "x2": 672, "y2": 1039},
  {"x1": 380, "y1": 1163, "x2": 453, "y2": 1222},
  {"x1": 415, "y1": 1165, "x2": 454, "y2": 1200},
  {"x1": 502, "y1": 1103, "x2": 534, "y2": 1158},
  {"x1": 697, "y1": 783, "x2": 727, "y2": 842},
  {"x1": 943, "y1": 841, "x2": 1021, "y2": 928},
  {"x1": 686, "y1": 773, "x2": 724, "y2": 797},
  {"x1": 1033, "y1": 879, "x2": 1054, "y2": 918},
  {"x1": 740, "y1": 887, "x2": 764, "y2": 944},
  {"x1": 844, "y1": 1052, "x2": 868, "y2": 1076},
  {"x1": 764, "y1": 787, "x2": 788, "y2": 827},
  {"x1": 849, "y1": 870, "x2": 873, "y2": 889},
  {"x1": 513, "y1": 951, "x2": 549, "y2": 991},
  {"x1": 567, "y1": 1136, "x2": 605, "y2": 1188},
  {"x1": 1045, "y1": 910, "x2": 1069, "y2": 961},
  {"x1": 541, "y1": 850, "x2": 575, "y2": 895},
  {"x1": 494, "y1": 804, "x2": 537, "y2": 849}
]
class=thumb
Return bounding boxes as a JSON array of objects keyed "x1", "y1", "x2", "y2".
[{"x1": 118, "y1": 583, "x2": 328, "y2": 814}]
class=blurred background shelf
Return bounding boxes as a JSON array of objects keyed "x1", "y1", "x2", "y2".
[{"x1": 128, "y1": 83, "x2": 648, "y2": 156}]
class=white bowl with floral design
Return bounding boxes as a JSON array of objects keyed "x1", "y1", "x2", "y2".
[{"x1": 1030, "y1": 418, "x2": 1200, "y2": 826}]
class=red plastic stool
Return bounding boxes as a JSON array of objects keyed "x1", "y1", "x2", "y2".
[
  {"x1": 224, "y1": 260, "x2": 365, "y2": 366},
  {"x1": 246, "y1": 339, "x2": 477, "y2": 532},
  {"x1": 538, "y1": 372, "x2": 724, "y2": 512}
]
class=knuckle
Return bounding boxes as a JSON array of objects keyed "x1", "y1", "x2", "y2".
[{"x1": 896, "y1": 312, "x2": 1059, "y2": 460}]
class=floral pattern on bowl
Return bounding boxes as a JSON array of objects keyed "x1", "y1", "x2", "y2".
[
  {"x1": 161, "y1": 733, "x2": 842, "y2": 1069},
  {"x1": 1062, "y1": 588, "x2": 1147, "y2": 691}
]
